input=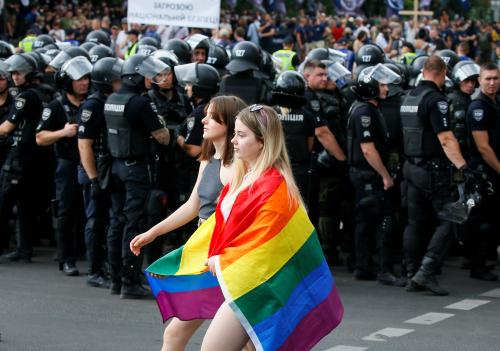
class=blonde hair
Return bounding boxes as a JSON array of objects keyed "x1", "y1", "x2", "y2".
[{"x1": 229, "y1": 105, "x2": 302, "y2": 206}]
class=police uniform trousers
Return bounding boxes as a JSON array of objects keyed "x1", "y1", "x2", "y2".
[
  {"x1": 0, "y1": 149, "x2": 38, "y2": 256},
  {"x1": 402, "y1": 160, "x2": 454, "y2": 276},
  {"x1": 78, "y1": 166, "x2": 109, "y2": 275},
  {"x1": 350, "y1": 167, "x2": 394, "y2": 273},
  {"x1": 54, "y1": 158, "x2": 82, "y2": 265},
  {"x1": 466, "y1": 162, "x2": 500, "y2": 271},
  {"x1": 108, "y1": 158, "x2": 151, "y2": 285}
]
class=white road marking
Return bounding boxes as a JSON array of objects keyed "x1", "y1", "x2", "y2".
[
  {"x1": 323, "y1": 346, "x2": 368, "y2": 351},
  {"x1": 445, "y1": 299, "x2": 490, "y2": 311},
  {"x1": 362, "y1": 327, "x2": 414, "y2": 342},
  {"x1": 404, "y1": 312, "x2": 455, "y2": 325},
  {"x1": 480, "y1": 288, "x2": 500, "y2": 298}
]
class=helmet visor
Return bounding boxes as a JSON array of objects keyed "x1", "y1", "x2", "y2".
[
  {"x1": 5, "y1": 55, "x2": 34, "y2": 74},
  {"x1": 363, "y1": 63, "x2": 402, "y2": 85},
  {"x1": 327, "y1": 48, "x2": 347, "y2": 63},
  {"x1": 174, "y1": 63, "x2": 198, "y2": 87},
  {"x1": 0, "y1": 61, "x2": 9, "y2": 78},
  {"x1": 328, "y1": 62, "x2": 351, "y2": 81},
  {"x1": 152, "y1": 50, "x2": 179, "y2": 66},
  {"x1": 136, "y1": 56, "x2": 170, "y2": 78},
  {"x1": 62, "y1": 56, "x2": 93, "y2": 80},
  {"x1": 186, "y1": 34, "x2": 209, "y2": 50},
  {"x1": 454, "y1": 63, "x2": 480, "y2": 82},
  {"x1": 49, "y1": 51, "x2": 73, "y2": 71}
]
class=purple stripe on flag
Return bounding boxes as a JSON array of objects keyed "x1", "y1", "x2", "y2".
[
  {"x1": 155, "y1": 286, "x2": 225, "y2": 323},
  {"x1": 277, "y1": 286, "x2": 344, "y2": 351}
]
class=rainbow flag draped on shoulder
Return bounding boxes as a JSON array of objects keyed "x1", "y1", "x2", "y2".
[{"x1": 146, "y1": 168, "x2": 344, "y2": 350}]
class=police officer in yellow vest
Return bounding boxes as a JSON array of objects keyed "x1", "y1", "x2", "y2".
[
  {"x1": 124, "y1": 29, "x2": 140, "y2": 59},
  {"x1": 18, "y1": 31, "x2": 37, "y2": 53},
  {"x1": 272, "y1": 36, "x2": 300, "y2": 72}
]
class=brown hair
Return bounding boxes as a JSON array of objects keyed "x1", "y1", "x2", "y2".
[
  {"x1": 423, "y1": 55, "x2": 447, "y2": 75},
  {"x1": 304, "y1": 59, "x2": 326, "y2": 72},
  {"x1": 480, "y1": 62, "x2": 499, "y2": 75},
  {"x1": 198, "y1": 95, "x2": 247, "y2": 167}
]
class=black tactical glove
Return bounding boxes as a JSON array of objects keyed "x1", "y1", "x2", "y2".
[{"x1": 90, "y1": 178, "x2": 102, "y2": 199}]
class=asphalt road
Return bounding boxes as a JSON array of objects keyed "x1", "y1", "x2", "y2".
[{"x1": 1, "y1": 247, "x2": 499, "y2": 351}]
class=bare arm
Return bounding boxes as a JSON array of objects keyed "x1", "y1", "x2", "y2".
[
  {"x1": 177, "y1": 134, "x2": 201, "y2": 158},
  {"x1": 315, "y1": 126, "x2": 346, "y2": 161},
  {"x1": 151, "y1": 128, "x2": 170, "y2": 146},
  {"x1": 0, "y1": 120, "x2": 16, "y2": 137},
  {"x1": 437, "y1": 131, "x2": 467, "y2": 169},
  {"x1": 36, "y1": 123, "x2": 78, "y2": 146},
  {"x1": 472, "y1": 131, "x2": 500, "y2": 174},
  {"x1": 78, "y1": 139, "x2": 98, "y2": 179}
]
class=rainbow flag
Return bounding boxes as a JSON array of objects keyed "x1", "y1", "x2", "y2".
[{"x1": 146, "y1": 168, "x2": 343, "y2": 350}]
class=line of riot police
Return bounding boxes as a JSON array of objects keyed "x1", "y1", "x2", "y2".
[{"x1": 0, "y1": 33, "x2": 498, "y2": 299}]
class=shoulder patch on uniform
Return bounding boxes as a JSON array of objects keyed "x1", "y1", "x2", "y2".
[
  {"x1": 81, "y1": 109, "x2": 92, "y2": 123},
  {"x1": 150, "y1": 101, "x2": 158, "y2": 114},
  {"x1": 310, "y1": 100, "x2": 320, "y2": 112},
  {"x1": 42, "y1": 108, "x2": 52, "y2": 120},
  {"x1": 472, "y1": 109, "x2": 484, "y2": 122},
  {"x1": 361, "y1": 115, "x2": 371, "y2": 128},
  {"x1": 437, "y1": 100, "x2": 448, "y2": 115},
  {"x1": 363, "y1": 131, "x2": 371, "y2": 138},
  {"x1": 9, "y1": 87, "x2": 18, "y2": 97},
  {"x1": 15, "y1": 97, "x2": 26, "y2": 110},
  {"x1": 187, "y1": 118, "x2": 195, "y2": 131}
]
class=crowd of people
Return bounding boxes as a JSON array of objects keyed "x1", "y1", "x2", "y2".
[{"x1": 0, "y1": 0, "x2": 498, "y2": 318}]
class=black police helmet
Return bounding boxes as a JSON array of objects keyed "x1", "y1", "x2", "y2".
[
  {"x1": 226, "y1": 41, "x2": 260, "y2": 73},
  {"x1": 452, "y1": 60, "x2": 480, "y2": 84},
  {"x1": 259, "y1": 49, "x2": 278, "y2": 80},
  {"x1": 355, "y1": 44, "x2": 384, "y2": 66},
  {"x1": 436, "y1": 49, "x2": 460, "y2": 72},
  {"x1": 86, "y1": 30, "x2": 111, "y2": 47},
  {"x1": 122, "y1": 54, "x2": 169, "y2": 88},
  {"x1": 56, "y1": 56, "x2": 92, "y2": 94},
  {"x1": 92, "y1": 57, "x2": 123, "y2": 92},
  {"x1": 352, "y1": 68, "x2": 380, "y2": 100},
  {"x1": 174, "y1": 63, "x2": 220, "y2": 99},
  {"x1": 137, "y1": 44, "x2": 158, "y2": 56},
  {"x1": 5, "y1": 53, "x2": 38, "y2": 83},
  {"x1": 80, "y1": 41, "x2": 99, "y2": 52},
  {"x1": 138, "y1": 37, "x2": 160, "y2": 49},
  {"x1": 88, "y1": 44, "x2": 114, "y2": 64},
  {"x1": 306, "y1": 48, "x2": 330, "y2": 61},
  {"x1": 49, "y1": 46, "x2": 91, "y2": 71},
  {"x1": 0, "y1": 41, "x2": 14, "y2": 59},
  {"x1": 152, "y1": 49, "x2": 179, "y2": 69},
  {"x1": 26, "y1": 51, "x2": 51, "y2": 75},
  {"x1": 44, "y1": 48, "x2": 61, "y2": 61},
  {"x1": 163, "y1": 39, "x2": 192, "y2": 64},
  {"x1": 395, "y1": 62, "x2": 410, "y2": 88},
  {"x1": 206, "y1": 45, "x2": 229, "y2": 72},
  {"x1": 33, "y1": 34, "x2": 55, "y2": 50},
  {"x1": 271, "y1": 71, "x2": 307, "y2": 108},
  {"x1": 409, "y1": 55, "x2": 429, "y2": 79}
]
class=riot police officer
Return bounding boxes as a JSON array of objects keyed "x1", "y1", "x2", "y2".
[
  {"x1": 0, "y1": 63, "x2": 13, "y2": 167},
  {"x1": 302, "y1": 59, "x2": 348, "y2": 262},
  {"x1": 78, "y1": 57, "x2": 123, "y2": 287},
  {"x1": 271, "y1": 71, "x2": 316, "y2": 199},
  {"x1": 347, "y1": 64, "x2": 404, "y2": 285},
  {"x1": 88, "y1": 44, "x2": 114, "y2": 65},
  {"x1": 447, "y1": 61, "x2": 480, "y2": 154},
  {"x1": 104, "y1": 54, "x2": 170, "y2": 298},
  {"x1": 186, "y1": 33, "x2": 210, "y2": 64},
  {"x1": 401, "y1": 56, "x2": 468, "y2": 295},
  {"x1": 36, "y1": 56, "x2": 92, "y2": 276},
  {"x1": 220, "y1": 41, "x2": 268, "y2": 105},
  {"x1": 0, "y1": 54, "x2": 44, "y2": 261},
  {"x1": 465, "y1": 62, "x2": 500, "y2": 281},
  {"x1": 86, "y1": 30, "x2": 112, "y2": 47}
]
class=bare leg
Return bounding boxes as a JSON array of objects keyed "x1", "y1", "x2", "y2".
[
  {"x1": 161, "y1": 318, "x2": 205, "y2": 351},
  {"x1": 201, "y1": 302, "x2": 249, "y2": 351}
]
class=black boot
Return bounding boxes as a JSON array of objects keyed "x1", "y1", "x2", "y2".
[
  {"x1": 411, "y1": 256, "x2": 449, "y2": 296},
  {"x1": 62, "y1": 262, "x2": 79, "y2": 276}
]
